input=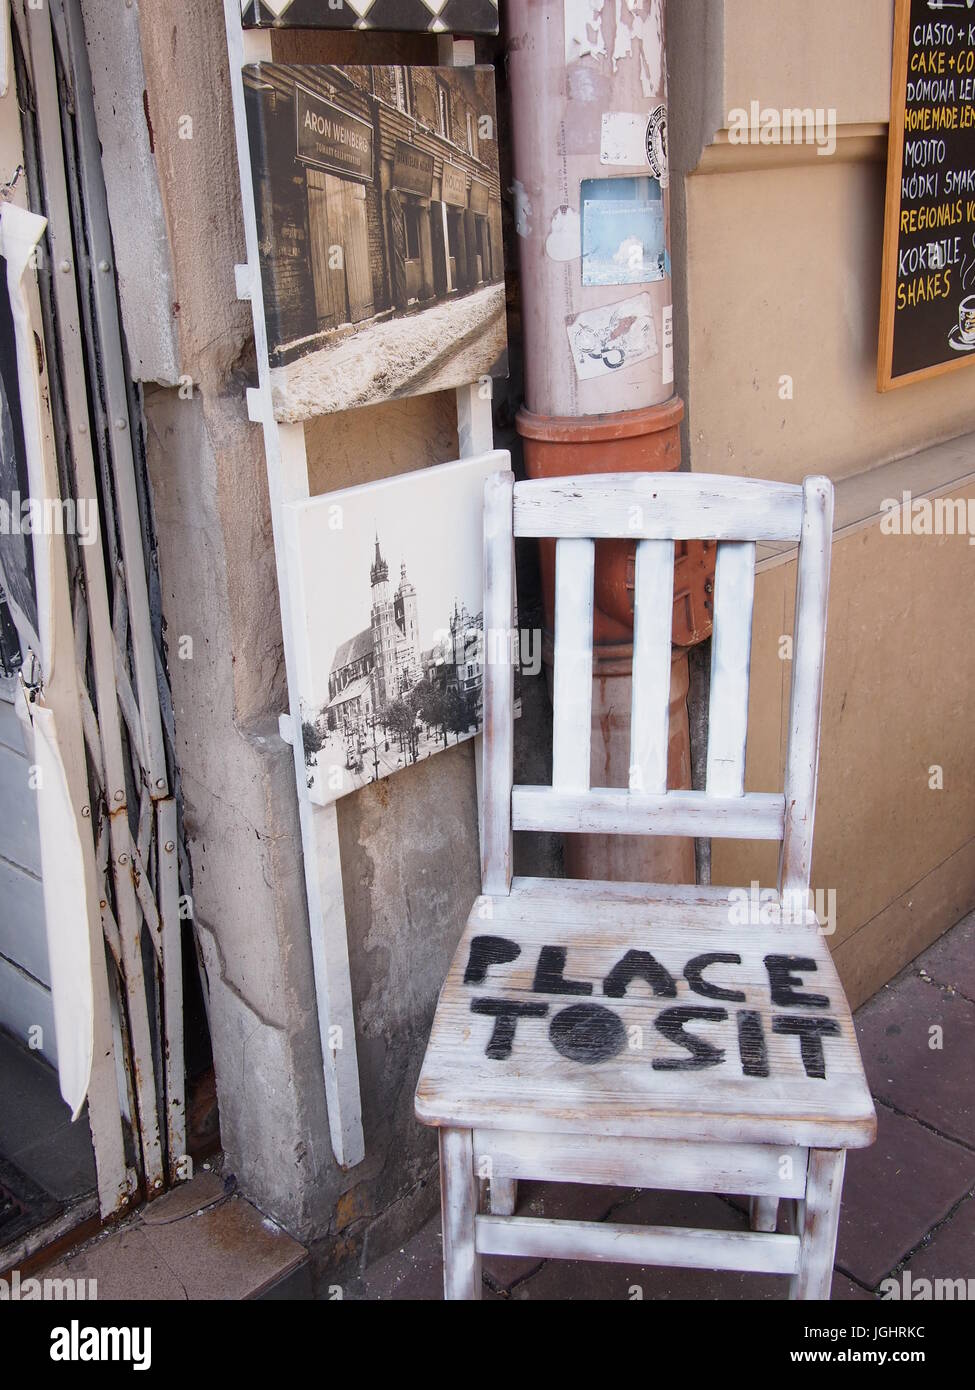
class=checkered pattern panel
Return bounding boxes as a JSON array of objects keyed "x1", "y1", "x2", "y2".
[{"x1": 242, "y1": 0, "x2": 499, "y2": 34}]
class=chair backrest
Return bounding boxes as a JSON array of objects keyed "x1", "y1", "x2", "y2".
[{"x1": 480, "y1": 470, "x2": 834, "y2": 908}]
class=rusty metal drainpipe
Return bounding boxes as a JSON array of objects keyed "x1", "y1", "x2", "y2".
[{"x1": 507, "y1": 0, "x2": 713, "y2": 884}]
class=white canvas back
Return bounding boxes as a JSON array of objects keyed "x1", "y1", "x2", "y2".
[{"x1": 480, "y1": 471, "x2": 834, "y2": 911}]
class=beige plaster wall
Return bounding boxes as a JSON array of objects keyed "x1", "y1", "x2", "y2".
[
  {"x1": 712, "y1": 488, "x2": 975, "y2": 1007},
  {"x1": 683, "y1": 159, "x2": 975, "y2": 482},
  {"x1": 672, "y1": 0, "x2": 975, "y2": 996}
]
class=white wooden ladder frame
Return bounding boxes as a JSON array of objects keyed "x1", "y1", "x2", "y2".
[{"x1": 221, "y1": 4, "x2": 492, "y2": 1167}]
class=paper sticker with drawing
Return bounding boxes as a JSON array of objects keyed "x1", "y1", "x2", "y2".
[{"x1": 566, "y1": 292, "x2": 658, "y2": 380}]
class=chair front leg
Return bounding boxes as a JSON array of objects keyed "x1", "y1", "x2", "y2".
[
  {"x1": 790, "y1": 1149, "x2": 846, "y2": 1300},
  {"x1": 440, "y1": 1127, "x2": 482, "y2": 1300}
]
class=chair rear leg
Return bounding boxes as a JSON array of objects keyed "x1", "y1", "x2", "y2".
[
  {"x1": 749, "y1": 1196, "x2": 779, "y2": 1232},
  {"x1": 489, "y1": 1177, "x2": 517, "y2": 1216},
  {"x1": 790, "y1": 1149, "x2": 846, "y2": 1300},
  {"x1": 440, "y1": 1127, "x2": 482, "y2": 1300}
]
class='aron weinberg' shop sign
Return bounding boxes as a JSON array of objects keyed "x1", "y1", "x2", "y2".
[
  {"x1": 244, "y1": 63, "x2": 508, "y2": 420},
  {"x1": 878, "y1": 0, "x2": 975, "y2": 389}
]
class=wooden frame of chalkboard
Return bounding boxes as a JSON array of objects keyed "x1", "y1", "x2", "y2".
[{"x1": 878, "y1": 0, "x2": 975, "y2": 391}]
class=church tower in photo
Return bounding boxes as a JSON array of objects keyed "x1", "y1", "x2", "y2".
[{"x1": 369, "y1": 535, "x2": 422, "y2": 712}]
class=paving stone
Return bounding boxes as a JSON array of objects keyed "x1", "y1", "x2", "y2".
[
  {"x1": 357, "y1": 1213, "x2": 446, "y2": 1300},
  {"x1": 510, "y1": 1256, "x2": 787, "y2": 1301},
  {"x1": 916, "y1": 910, "x2": 975, "y2": 1002},
  {"x1": 140, "y1": 1170, "x2": 227, "y2": 1224},
  {"x1": 830, "y1": 1274, "x2": 875, "y2": 1301},
  {"x1": 904, "y1": 1195, "x2": 975, "y2": 1289},
  {"x1": 836, "y1": 1102, "x2": 975, "y2": 1288},
  {"x1": 43, "y1": 1227, "x2": 188, "y2": 1300},
  {"x1": 139, "y1": 1194, "x2": 307, "y2": 1299},
  {"x1": 854, "y1": 973, "x2": 975, "y2": 1146}
]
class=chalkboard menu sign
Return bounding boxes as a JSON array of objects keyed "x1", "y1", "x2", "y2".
[{"x1": 878, "y1": 0, "x2": 975, "y2": 390}]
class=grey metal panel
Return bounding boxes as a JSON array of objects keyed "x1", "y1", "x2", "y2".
[
  {"x1": 0, "y1": 857, "x2": 48, "y2": 986},
  {"x1": 0, "y1": 743, "x2": 42, "y2": 876},
  {"x1": 0, "y1": 954, "x2": 56, "y2": 1064}
]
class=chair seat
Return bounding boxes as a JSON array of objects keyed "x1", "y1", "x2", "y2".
[{"x1": 415, "y1": 882, "x2": 877, "y2": 1150}]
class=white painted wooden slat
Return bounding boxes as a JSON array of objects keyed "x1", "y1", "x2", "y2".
[
  {"x1": 629, "y1": 539, "x2": 674, "y2": 794},
  {"x1": 552, "y1": 538, "x2": 595, "y2": 790},
  {"x1": 780, "y1": 478, "x2": 834, "y2": 899},
  {"x1": 790, "y1": 1149, "x2": 845, "y2": 1298},
  {"x1": 454, "y1": 384, "x2": 495, "y2": 867},
  {"x1": 222, "y1": 0, "x2": 364, "y2": 1167},
  {"x1": 706, "y1": 541, "x2": 756, "y2": 797},
  {"x1": 456, "y1": 382, "x2": 494, "y2": 456},
  {"x1": 501, "y1": 882, "x2": 817, "y2": 929},
  {"x1": 512, "y1": 786, "x2": 785, "y2": 839},
  {"x1": 749, "y1": 1196, "x2": 780, "y2": 1232},
  {"x1": 510, "y1": 876, "x2": 743, "y2": 908},
  {"x1": 474, "y1": 1130, "x2": 808, "y2": 1197},
  {"x1": 476, "y1": 1215, "x2": 801, "y2": 1274},
  {"x1": 481, "y1": 470, "x2": 515, "y2": 895},
  {"x1": 514, "y1": 473, "x2": 804, "y2": 542},
  {"x1": 440, "y1": 1127, "x2": 482, "y2": 1300},
  {"x1": 488, "y1": 1177, "x2": 518, "y2": 1215}
]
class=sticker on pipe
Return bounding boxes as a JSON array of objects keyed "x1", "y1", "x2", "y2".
[
  {"x1": 662, "y1": 305, "x2": 674, "y2": 385},
  {"x1": 646, "y1": 103, "x2": 669, "y2": 187},
  {"x1": 581, "y1": 176, "x2": 664, "y2": 286},
  {"x1": 600, "y1": 112, "x2": 651, "y2": 168},
  {"x1": 566, "y1": 291, "x2": 658, "y2": 380}
]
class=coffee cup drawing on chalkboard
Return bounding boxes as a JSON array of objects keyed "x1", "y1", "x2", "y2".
[{"x1": 949, "y1": 295, "x2": 975, "y2": 354}]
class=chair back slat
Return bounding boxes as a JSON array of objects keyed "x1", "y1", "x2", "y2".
[
  {"x1": 481, "y1": 471, "x2": 515, "y2": 895},
  {"x1": 629, "y1": 539, "x2": 675, "y2": 794},
  {"x1": 779, "y1": 478, "x2": 834, "y2": 900},
  {"x1": 706, "y1": 540, "x2": 757, "y2": 798},
  {"x1": 551, "y1": 538, "x2": 595, "y2": 791},
  {"x1": 513, "y1": 473, "x2": 804, "y2": 541}
]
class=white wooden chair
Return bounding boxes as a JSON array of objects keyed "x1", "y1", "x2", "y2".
[{"x1": 415, "y1": 470, "x2": 876, "y2": 1300}]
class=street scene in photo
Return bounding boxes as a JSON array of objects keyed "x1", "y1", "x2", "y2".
[
  {"x1": 245, "y1": 61, "x2": 508, "y2": 421},
  {"x1": 270, "y1": 280, "x2": 506, "y2": 419}
]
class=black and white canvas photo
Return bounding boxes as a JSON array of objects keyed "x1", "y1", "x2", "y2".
[
  {"x1": 241, "y1": 0, "x2": 499, "y2": 34},
  {"x1": 284, "y1": 451, "x2": 508, "y2": 805},
  {"x1": 244, "y1": 63, "x2": 508, "y2": 420}
]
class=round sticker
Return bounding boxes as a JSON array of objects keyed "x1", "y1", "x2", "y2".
[{"x1": 646, "y1": 104, "x2": 669, "y2": 188}]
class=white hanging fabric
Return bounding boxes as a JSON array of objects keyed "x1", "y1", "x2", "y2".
[{"x1": 1, "y1": 200, "x2": 94, "y2": 1118}]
